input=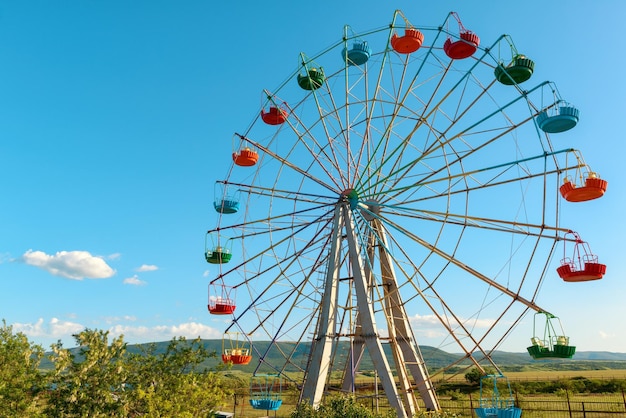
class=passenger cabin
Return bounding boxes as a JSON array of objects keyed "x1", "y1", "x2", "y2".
[
  {"x1": 556, "y1": 231, "x2": 606, "y2": 282},
  {"x1": 443, "y1": 12, "x2": 479, "y2": 59},
  {"x1": 527, "y1": 312, "x2": 576, "y2": 359}
]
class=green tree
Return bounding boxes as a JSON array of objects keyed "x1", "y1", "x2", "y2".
[
  {"x1": 125, "y1": 336, "x2": 231, "y2": 417},
  {"x1": 0, "y1": 320, "x2": 46, "y2": 417},
  {"x1": 464, "y1": 368, "x2": 483, "y2": 385},
  {"x1": 464, "y1": 367, "x2": 496, "y2": 385},
  {"x1": 45, "y1": 329, "x2": 130, "y2": 417},
  {"x1": 45, "y1": 330, "x2": 230, "y2": 417}
]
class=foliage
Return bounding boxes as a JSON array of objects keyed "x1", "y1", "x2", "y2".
[
  {"x1": 464, "y1": 368, "x2": 482, "y2": 385},
  {"x1": 0, "y1": 320, "x2": 46, "y2": 417},
  {"x1": 45, "y1": 329, "x2": 130, "y2": 417},
  {"x1": 44, "y1": 329, "x2": 231, "y2": 417},
  {"x1": 2, "y1": 321, "x2": 626, "y2": 416},
  {"x1": 125, "y1": 336, "x2": 231, "y2": 417},
  {"x1": 291, "y1": 395, "x2": 396, "y2": 418},
  {"x1": 508, "y1": 376, "x2": 626, "y2": 395}
]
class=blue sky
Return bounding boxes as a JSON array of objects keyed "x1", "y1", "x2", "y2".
[{"x1": 1, "y1": 0, "x2": 624, "y2": 355}]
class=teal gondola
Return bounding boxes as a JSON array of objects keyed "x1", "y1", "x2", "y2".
[
  {"x1": 214, "y1": 183, "x2": 240, "y2": 214},
  {"x1": 249, "y1": 374, "x2": 283, "y2": 411},
  {"x1": 475, "y1": 374, "x2": 522, "y2": 418},
  {"x1": 536, "y1": 103, "x2": 580, "y2": 133},
  {"x1": 342, "y1": 40, "x2": 371, "y2": 66}
]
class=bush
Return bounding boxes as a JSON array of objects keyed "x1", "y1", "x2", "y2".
[{"x1": 291, "y1": 395, "x2": 395, "y2": 418}]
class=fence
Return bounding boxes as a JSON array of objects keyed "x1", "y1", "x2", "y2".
[
  {"x1": 225, "y1": 391, "x2": 626, "y2": 417},
  {"x1": 439, "y1": 392, "x2": 626, "y2": 417}
]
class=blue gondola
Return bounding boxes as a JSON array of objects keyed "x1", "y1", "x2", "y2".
[
  {"x1": 214, "y1": 183, "x2": 240, "y2": 214},
  {"x1": 536, "y1": 102, "x2": 580, "y2": 134},
  {"x1": 342, "y1": 40, "x2": 371, "y2": 66},
  {"x1": 249, "y1": 374, "x2": 283, "y2": 411},
  {"x1": 475, "y1": 374, "x2": 522, "y2": 418}
]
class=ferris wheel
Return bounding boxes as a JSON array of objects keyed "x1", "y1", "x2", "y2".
[{"x1": 205, "y1": 10, "x2": 606, "y2": 417}]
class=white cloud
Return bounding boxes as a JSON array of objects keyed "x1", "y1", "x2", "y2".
[
  {"x1": 108, "y1": 322, "x2": 223, "y2": 342},
  {"x1": 13, "y1": 317, "x2": 84, "y2": 340},
  {"x1": 410, "y1": 313, "x2": 496, "y2": 330},
  {"x1": 12, "y1": 318, "x2": 223, "y2": 348},
  {"x1": 20, "y1": 250, "x2": 116, "y2": 280},
  {"x1": 599, "y1": 330, "x2": 616, "y2": 339},
  {"x1": 410, "y1": 313, "x2": 442, "y2": 327},
  {"x1": 123, "y1": 275, "x2": 147, "y2": 286},
  {"x1": 136, "y1": 264, "x2": 158, "y2": 272}
]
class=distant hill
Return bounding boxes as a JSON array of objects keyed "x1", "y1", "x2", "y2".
[{"x1": 39, "y1": 340, "x2": 626, "y2": 372}]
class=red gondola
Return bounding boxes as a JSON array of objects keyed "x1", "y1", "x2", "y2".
[
  {"x1": 260, "y1": 91, "x2": 289, "y2": 125},
  {"x1": 443, "y1": 12, "x2": 480, "y2": 59},
  {"x1": 261, "y1": 105, "x2": 288, "y2": 125},
  {"x1": 556, "y1": 231, "x2": 606, "y2": 282},
  {"x1": 208, "y1": 283, "x2": 236, "y2": 315}
]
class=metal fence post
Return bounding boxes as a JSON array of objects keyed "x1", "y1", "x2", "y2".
[{"x1": 566, "y1": 388, "x2": 572, "y2": 418}]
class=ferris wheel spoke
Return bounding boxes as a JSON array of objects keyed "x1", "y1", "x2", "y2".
[
  {"x1": 282, "y1": 111, "x2": 348, "y2": 190},
  {"x1": 376, "y1": 79, "x2": 553, "y2": 196},
  {"x1": 208, "y1": 201, "x2": 333, "y2": 237},
  {"x1": 378, "y1": 214, "x2": 546, "y2": 313},
  {"x1": 220, "y1": 180, "x2": 336, "y2": 203},
  {"x1": 237, "y1": 133, "x2": 340, "y2": 193},
  {"x1": 211, "y1": 211, "x2": 333, "y2": 295},
  {"x1": 355, "y1": 57, "x2": 499, "y2": 194},
  {"x1": 357, "y1": 108, "x2": 538, "y2": 202},
  {"x1": 376, "y1": 224, "x2": 530, "y2": 373},
  {"x1": 388, "y1": 207, "x2": 566, "y2": 237},
  {"x1": 356, "y1": 215, "x2": 507, "y2": 376}
]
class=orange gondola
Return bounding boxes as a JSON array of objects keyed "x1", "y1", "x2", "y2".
[
  {"x1": 556, "y1": 231, "x2": 606, "y2": 282},
  {"x1": 221, "y1": 332, "x2": 252, "y2": 365},
  {"x1": 232, "y1": 134, "x2": 259, "y2": 167},
  {"x1": 560, "y1": 172, "x2": 608, "y2": 202},
  {"x1": 558, "y1": 150, "x2": 607, "y2": 203},
  {"x1": 390, "y1": 10, "x2": 424, "y2": 54}
]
